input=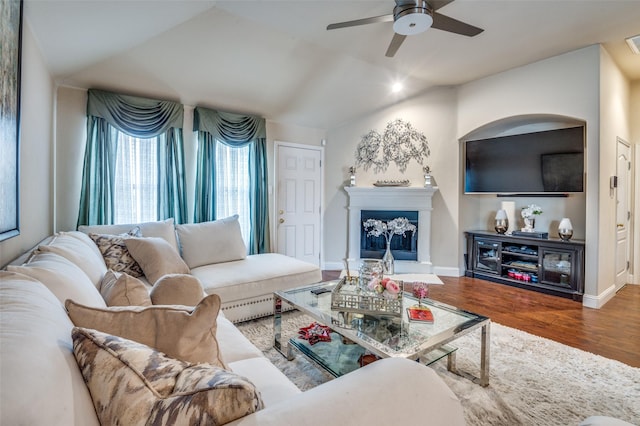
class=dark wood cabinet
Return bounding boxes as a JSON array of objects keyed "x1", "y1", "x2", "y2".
[{"x1": 465, "y1": 231, "x2": 585, "y2": 301}]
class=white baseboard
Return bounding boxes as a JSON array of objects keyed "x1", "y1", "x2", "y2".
[
  {"x1": 582, "y1": 284, "x2": 617, "y2": 309},
  {"x1": 322, "y1": 261, "x2": 346, "y2": 271},
  {"x1": 432, "y1": 266, "x2": 464, "y2": 277}
]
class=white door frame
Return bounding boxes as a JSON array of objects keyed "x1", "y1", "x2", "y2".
[
  {"x1": 615, "y1": 137, "x2": 632, "y2": 290},
  {"x1": 273, "y1": 141, "x2": 324, "y2": 266}
]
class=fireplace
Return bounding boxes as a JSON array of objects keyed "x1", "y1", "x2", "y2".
[
  {"x1": 360, "y1": 210, "x2": 418, "y2": 261},
  {"x1": 345, "y1": 186, "x2": 437, "y2": 273}
]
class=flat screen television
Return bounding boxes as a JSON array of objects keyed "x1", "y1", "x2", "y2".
[{"x1": 464, "y1": 126, "x2": 584, "y2": 194}]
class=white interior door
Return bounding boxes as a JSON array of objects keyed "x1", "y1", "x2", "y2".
[
  {"x1": 275, "y1": 143, "x2": 322, "y2": 266},
  {"x1": 615, "y1": 138, "x2": 631, "y2": 290}
]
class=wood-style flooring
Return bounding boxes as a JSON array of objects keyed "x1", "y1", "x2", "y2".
[{"x1": 322, "y1": 271, "x2": 640, "y2": 368}]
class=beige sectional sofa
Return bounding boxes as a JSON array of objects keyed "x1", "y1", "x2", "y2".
[
  {"x1": 77, "y1": 217, "x2": 322, "y2": 322},
  {"x1": 0, "y1": 223, "x2": 467, "y2": 425}
]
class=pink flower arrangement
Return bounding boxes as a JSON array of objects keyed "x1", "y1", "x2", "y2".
[{"x1": 367, "y1": 277, "x2": 401, "y2": 299}]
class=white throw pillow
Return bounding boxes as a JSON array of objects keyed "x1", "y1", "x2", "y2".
[
  {"x1": 7, "y1": 252, "x2": 107, "y2": 308},
  {"x1": 37, "y1": 232, "x2": 107, "y2": 287},
  {"x1": 176, "y1": 215, "x2": 247, "y2": 269},
  {"x1": 78, "y1": 218, "x2": 179, "y2": 252}
]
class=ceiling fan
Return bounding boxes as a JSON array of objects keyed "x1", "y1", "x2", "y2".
[{"x1": 326, "y1": 0, "x2": 483, "y2": 57}]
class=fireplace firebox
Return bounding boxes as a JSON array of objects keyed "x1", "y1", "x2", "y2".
[{"x1": 360, "y1": 210, "x2": 418, "y2": 260}]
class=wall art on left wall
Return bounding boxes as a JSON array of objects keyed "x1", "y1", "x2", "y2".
[{"x1": 0, "y1": 0, "x2": 23, "y2": 241}]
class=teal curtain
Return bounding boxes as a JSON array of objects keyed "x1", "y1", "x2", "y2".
[
  {"x1": 193, "y1": 131, "x2": 217, "y2": 223},
  {"x1": 193, "y1": 106, "x2": 270, "y2": 254},
  {"x1": 77, "y1": 89, "x2": 187, "y2": 227}
]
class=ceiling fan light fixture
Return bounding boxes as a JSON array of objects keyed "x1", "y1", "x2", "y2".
[{"x1": 393, "y1": 5, "x2": 433, "y2": 36}]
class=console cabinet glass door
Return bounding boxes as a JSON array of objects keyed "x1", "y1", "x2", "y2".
[
  {"x1": 474, "y1": 239, "x2": 501, "y2": 274},
  {"x1": 540, "y1": 249, "x2": 574, "y2": 289}
]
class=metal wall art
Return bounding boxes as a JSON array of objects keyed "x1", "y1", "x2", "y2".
[{"x1": 354, "y1": 118, "x2": 430, "y2": 173}]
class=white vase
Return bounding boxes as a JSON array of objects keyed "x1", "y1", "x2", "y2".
[
  {"x1": 523, "y1": 217, "x2": 535, "y2": 232},
  {"x1": 558, "y1": 218, "x2": 573, "y2": 241}
]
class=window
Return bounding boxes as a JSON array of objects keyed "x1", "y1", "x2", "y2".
[
  {"x1": 113, "y1": 133, "x2": 158, "y2": 224},
  {"x1": 215, "y1": 141, "x2": 251, "y2": 245}
]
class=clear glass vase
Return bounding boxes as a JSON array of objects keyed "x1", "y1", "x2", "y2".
[
  {"x1": 358, "y1": 259, "x2": 383, "y2": 292},
  {"x1": 382, "y1": 241, "x2": 394, "y2": 274}
]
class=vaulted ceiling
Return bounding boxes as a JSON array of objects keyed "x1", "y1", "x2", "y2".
[{"x1": 25, "y1": 0, "x2": 640, "y2": 129}]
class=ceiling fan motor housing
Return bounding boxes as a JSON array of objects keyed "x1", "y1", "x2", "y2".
[{"x1": 393, "y1": 0, "x2": 434, "y2": 35}]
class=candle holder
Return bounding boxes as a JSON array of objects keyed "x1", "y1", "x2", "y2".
[
  {"x1": 558, "y1": 218, "x2": 573, "y2": 241},
  {"x1": 495, "y1": 209, "x2": 509, "y2": 234}
]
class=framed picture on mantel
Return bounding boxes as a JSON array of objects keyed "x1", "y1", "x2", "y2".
[{"x1": 0, "y1": 0, "x2": 23, "y2": 242}]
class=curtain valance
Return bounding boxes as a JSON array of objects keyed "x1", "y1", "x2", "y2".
[
  {"x1": 193, "y1": 107, "x2": 266, "y2": 145},
  {"x1": 87, "y1": 89, "x2": 183, "y2": 138}
]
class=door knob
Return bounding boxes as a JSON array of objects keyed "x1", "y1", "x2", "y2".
[
  {"x1": 279, "y1": 218, "x2": 285, "y2": 224},
  {"x1": 279, "y1": 210, "x2": 284, "y2": 214},
  {"x1": 617, "y1": 223, "x2": 624, "y2": 228}
]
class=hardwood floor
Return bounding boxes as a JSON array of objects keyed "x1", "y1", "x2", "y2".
[{"x1": 322, "y1": 271, "x2": 640, "y2": 368}]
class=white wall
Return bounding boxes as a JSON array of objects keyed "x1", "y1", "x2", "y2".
[
  {"x1": 597, "y1": 48, "x2": 633, "y2": 303},
  {"x1": 457, "y1": 45, "x2": 599, "y2": 298},
  {"x1": 324, "y1": 87, "x2": 459, "y2": 274},
  {"x1": 0, "y1": 23, "x2": 54, "y2": 267},
  {"x1": 55, "y1": 87, "x2": 86, "y2": 232}
]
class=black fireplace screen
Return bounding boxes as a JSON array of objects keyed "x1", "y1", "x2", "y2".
[{"x1": 360, "y1": 210, "x2": 418, "y2": 261}]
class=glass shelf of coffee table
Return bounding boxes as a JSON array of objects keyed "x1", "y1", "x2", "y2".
[{"x1": 274, "y1": 281, "x2": 490, "y2": 386}]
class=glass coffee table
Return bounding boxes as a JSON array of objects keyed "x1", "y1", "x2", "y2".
[{"x1": 274, "y1": 280, "x2": 490, "y2": 386}]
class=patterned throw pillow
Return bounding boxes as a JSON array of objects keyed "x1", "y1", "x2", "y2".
[
  {"x1": 72, "y1": 327, "x2": 264, "y2": 426},
  {"x1": 89, "y1": 227, "x2": 144, "y2": 278}
]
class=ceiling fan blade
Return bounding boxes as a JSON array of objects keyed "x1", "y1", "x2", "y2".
[
  {"x1": 385, "y1": 33, "x2": 407, "y2": 57},
  {"x1": 428, "y1": 0, "x2": 455, "y2": 12},
  {"x1": 432, "y1": 11, "x2": 483, "y2": 36},
  {"x1": 327, "y1": 14, "x2": 394, "y2": 30}
]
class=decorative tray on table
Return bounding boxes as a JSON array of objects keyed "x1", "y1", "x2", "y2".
[
  {"x1": 330, "y1": 277, "x2": 403, "y2": 317},
  {"x1": 373, "y1": 180, "x2": 410, "y2": 187}
]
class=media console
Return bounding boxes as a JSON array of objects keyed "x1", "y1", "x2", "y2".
[{"x1": 465, "y1": 231, "x2": 585, "y2": 301}]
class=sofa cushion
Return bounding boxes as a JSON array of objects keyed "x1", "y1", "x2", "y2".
[
  {"x1": 176, "y1": 215, "x2": 247, "y2": 268},
  {"x1": 78, "y1": 218, "x2": 179, "y2": 252},
  {"x1": 227, "y1": 357, "x2": 301, "y2": 407},
  {"x1": 124, "y1": 236, "x2": 190, "y2": 284},
  {"x1": 7, "y1": 251, "x2": 107, "y2": 308},
  {"x1": 72, "y1": 327, "x2": 263, "y2": 426},
  {"x1": 0, "y1": 272, "x2": 100, "y2": 426},
  {"x1": 37, "y1": 232, "x2": 107, "y2": 286},
  {"x1": 150, "y1": 273, "x2": 205, "y2": 306},
  {"x1": 89, "y1": 228, "x2": 144, "y2": 278},
  {"x1": 216, "y1": 316, "x2": 267, "y2": 363},
  {"x1": 65, "y1": 294, "x2": 226, "y2": 368},
  {"x1": 191, "y1": 253, "x2": 322, "y2": 303},
  {"x1": 100, "y1": 270, "x2": 152, "y2": 307}
]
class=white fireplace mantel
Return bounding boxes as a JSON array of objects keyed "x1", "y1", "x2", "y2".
[{"x1": 345, "y1": 186, "x2": 438, "y2": 273}]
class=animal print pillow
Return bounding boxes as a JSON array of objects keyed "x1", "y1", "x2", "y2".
[
  {"x1": 72, "y1": 327, "x2": 264, "y2": 425},
  {"x1": 89, "y1": 227, "x2": 144, "y2": 278}
]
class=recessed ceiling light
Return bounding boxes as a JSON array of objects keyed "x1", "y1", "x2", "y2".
[
  {"x1": 391, "y1": 82, "x2": 403, "y2": 93},
  {"x1": 626, "y1": 34, "x2": 640, "y2": 55}
]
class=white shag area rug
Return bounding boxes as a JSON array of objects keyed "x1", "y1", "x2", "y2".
[{"x1": 236, "y1": 312, "x2": 640, "y2": 426}]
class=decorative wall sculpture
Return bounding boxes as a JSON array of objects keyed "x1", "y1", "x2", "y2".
[{"x1": 354, "y1": 118, "x2": 430, "y2": 173}]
